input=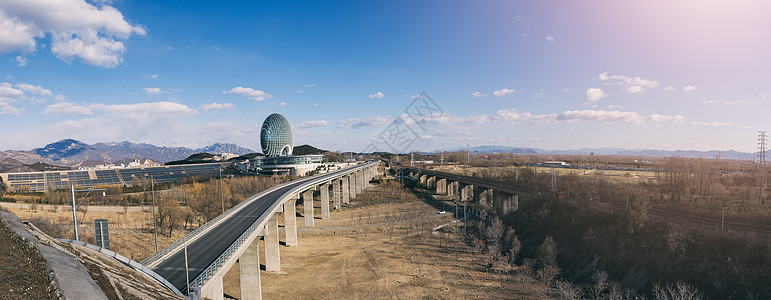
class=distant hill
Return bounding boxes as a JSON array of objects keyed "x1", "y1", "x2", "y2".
[
  {"x1": 0, "y1": 139, "x2": 256, "y2": 169},
  {"x1": 438, "y1": 145, "x2": 756, "y2": 160},
  {"x1": 293, "y1": 144, "x2": 326, "y2": 155}
]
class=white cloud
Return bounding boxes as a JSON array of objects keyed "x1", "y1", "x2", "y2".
[
  {"x1": 336, "y1": 115, "x2": 392, "y2": 129},
  {"x1": 304, "y1": 83, "x2": 315, "y2": 88},
  {"x1": 725, "y1": 100, "x2": 749, "y2": 105},
  {"x1": 493, "y1": 88, "x2": 515, "y2": 97},
  {"x1": 683, "y1": 85, "x2": 699, "y2": 92},
  {"x1": 200, "y1": 102, "x2": 234, "y2": 110},
  {"x1": 663, "y1": 86, "x2": 676, "y2": 91},
  {"x1": 15, "y1": 56, "x2": 27, "y2": 66},
  {"x1": 142, "y1": 74, "x2": 158, "y2": 79},
  {"x1": 585, "y1": 88, "x2": 606, "y2": 101},
  {"x1": 223, "y1": 87, "x2": 273, "y2": 101},
  {"x1": 556, "y1": 110, "x2": 684, "y2": 124},
  {"x1": 702, "y1": 100, "x2": 718, "y2": 104},
  {"x1": 295, "y1": 89, "x2": 304, "y2": 94},
  {"x1": 0, "y1": 82, "x2": 56, "y2": 115},
  {"x1": 690, "y1": 121, "x2": 731, "y2": 126},
  {"x1": 297, "y1": 120, "x2": 330, "y2": 128},
  {"x1": 471, "y1": 91, "x2": 486, "y2": 97},
  {"x1": 532, "y1": 91, "x2": 544, "y2": 98},
  {"x1": 144, "y1": 87, "x2": 161, "y2": 96},
  {"x1": 90, "y1": 101, "x2": 196, "y2": 119},
  {"x1": 279, "y1": 102, "x2": 286, "y2": 107},
  {"x1": 42, "y1": 102, "x2": 93, "y2": 115},
  {"x1": 369, "y1": 91, "x2": 385, "y2": 99},
  {"x1": 15, "y1": 83, "x2": 51, "y2": 96},
  {"x1": 597, "y1": 72, "x2": 659, "y2": 93},
  {"x1": 546, "y1": 36, "x2": 555, "y2": 42},
  {"x1": 0, "y1": 0, "x2": 145, "y2": 68},
  {"x1": 495, "y1": 109, "x2": 555, "y2": 124}
]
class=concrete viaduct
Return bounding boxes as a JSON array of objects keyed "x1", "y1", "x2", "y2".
[
  {"x1": 136, "y1": 161, "x2": 379, "y2": 299},
  {"x1": 401, "y1": 167, "x2": 527, "y2": 216}
]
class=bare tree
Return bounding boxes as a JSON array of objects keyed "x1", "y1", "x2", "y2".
[
  {"x1": 652, "y1": 281, "x2": 703, "y2": 300},
  {"x1": 537, "y1": 235, "x2": 557, "y2": 266}
]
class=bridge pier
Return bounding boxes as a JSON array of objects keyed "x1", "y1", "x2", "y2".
[
  {"x1": 239, "y1": 238, "x2": 262, "y2": 300},
  {"x1": 436, "y1": 178, "x2": 447, "y2": 194},
  {"x1": 320, "y1": 183, "x2": 330, "y2": 219},
  {"x1": 283, "y1": 197, "x2": 298, "y2": 247},
  {"x1": 303, "y1": 190, "x2": 315, "y2": 227},
  {"x1": 359, "y1": 170, "x2": 365, "y2": 193},
  {"x1": 460, "y1": 183, "x2": 474, "y2": 202},
  {"x1": 494, "y1": 191, "x2": 519, "y2": 215},
  {"x1": 420, "y1": 174, "x2": 427, "y2": 187},
  {"x1": 427, "y1": 176, "x2": 436, "y2": 190},
  {"x1": 447, "y1": 181, "x2": 457, "y2": 196},
  {"x1": 342, "y1": 176, "x2": 350, "y2": 204},
  {"x1": 202, "y1": 274, "x2": 224, "y2": 300},
  {"x1": 349, "y1": 173, "x2": 357, "y2": 198},
  {"x1": 265, "y1": 214, "x2": 280, "y2": 272},
  {"x1": 333, "y1": 179, "x2": 341, "y2": 209}
]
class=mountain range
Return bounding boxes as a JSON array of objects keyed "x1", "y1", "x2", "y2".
[
  {"x1": 0, "y1": 139, "x2": 255, "y2": 171},
  {"x1": 449, "y1": 145, "x2": 757, "y2": 160}
]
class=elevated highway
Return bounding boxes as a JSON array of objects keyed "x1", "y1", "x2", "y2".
[{"x1": 141, "y1": 160, "x2": 379, "y2": 299}]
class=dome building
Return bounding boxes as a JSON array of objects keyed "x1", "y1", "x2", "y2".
[
  {"x1": 247, "y1": 113, "x2": 323, "y2": 176},
  {"x1": 260, "y1": 113, "x2": 294, "y2": 157}
]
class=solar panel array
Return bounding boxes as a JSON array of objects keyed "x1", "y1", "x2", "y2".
[{"x1": 3, "y1": 163, "x2": 223, "y2": 192}]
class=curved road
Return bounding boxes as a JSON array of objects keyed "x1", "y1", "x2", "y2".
[{"x1": 150, "y1": 165, "x2": 368, "y2": 291}]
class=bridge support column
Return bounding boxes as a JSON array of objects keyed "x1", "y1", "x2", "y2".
[
  {"x1": 495, "y1": 191, "x2": 519, "y2": 215},
  {"x1": 359, "y1": 170, "x2": 365, "y2": 192},
  {"x1": 428, "y1": 176, "x2": 436, "y2": 189},
  {"x1": 202, "y1": 274, "x2": 224, "y2": 300},
  {"x1": 461, "y1": 184, "x2": 474, "y2": 202},
  {"x1": 342, "y1": 176, "x2": 350, "y2": 204},
  {"x1": 333, "y1": 179, "x2": 341, "y2": 209},
  {"x1": 420, "y1": 175, "x2": 427, "y2": 187},
  {"x1": 303, "y1": 190, "x2": 315, "y2": 227},
  {"x1": 320, "y1": 183, "x2": 330, "y2": 219},
  {"x1": 265, "y1": 214, "x2": 280, "y2": 272},
  {"x1": 447, "y1": 181, "x2": 456, "y2": 196},
  {"x1": 348, "y1": 174, "x2": 356, "y2": 199},
  {"x1": 239, "y1": 237, "x2": 262, "y2": 300},
  {"x1": 436, "y1": 178, "x2": 447, "y2": 194},
  {"x1": 283, "y1": 198, "x2": 298, "y2": 247}
]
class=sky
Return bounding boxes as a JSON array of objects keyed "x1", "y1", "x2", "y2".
[{"x1": 2, "y1": 0, "x2": 771, "y2": 153}]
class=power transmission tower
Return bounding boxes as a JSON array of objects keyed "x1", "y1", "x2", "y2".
[
  {"x1": 759, "y1": 131, "x2": 768, "y2": 204},
  {"x1": 759, "y1": 131, "x2": 767, "y2": 165},
  {"x1": 550, "y1": 168, "x2": 557, "y2": 195}
]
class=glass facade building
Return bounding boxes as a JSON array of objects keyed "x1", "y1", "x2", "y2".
[{"x1": 260, "y1": 113, "x2": 294, "y2": 157}]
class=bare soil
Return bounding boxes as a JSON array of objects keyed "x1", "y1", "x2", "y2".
[
  {"x1": 220, "y1": 200, "x2": 553, "y2": 299},
  {"x1": 0, "y1": 216, "x2": 56, "y2": 300}
]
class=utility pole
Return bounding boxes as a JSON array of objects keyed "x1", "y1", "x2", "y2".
[
  {"x1": 219, "y1": 167, "x2": 225, "y2": 213},
  {"x1": 71, "y1": 185, "x2": 106, "y2": 241},
  {"x1": 550, "y1": 168, "x2": 557, "y2": 195},
  {"x1": 440, "y1": 152, "x2": 444, "y2": 168},
  {"x1": 466, "y1": 143, "x2": 470, "y2": 165},
  {"x1": 151, "y1": 177, "x2": 158, "y2": 253}
]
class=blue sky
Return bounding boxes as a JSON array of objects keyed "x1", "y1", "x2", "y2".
[{"x1": 2, "y1": 0, "x2": 771, "y2": 153}]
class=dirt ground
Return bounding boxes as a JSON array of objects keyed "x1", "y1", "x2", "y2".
[
  {"x1": 0, "y1": 216, "x2": 57, "y2": 300},
  {"x1": 220, "y1": 200, "x2": 553, "y2": 299}
]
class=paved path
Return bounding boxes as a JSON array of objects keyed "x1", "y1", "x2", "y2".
[{"x1": 1, "y1": 211, "x2": 108, "y2": 300}]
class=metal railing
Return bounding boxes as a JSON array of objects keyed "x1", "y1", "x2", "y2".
[{"x1": 188, "y1": 161, "x2": 378, "y2": 290}]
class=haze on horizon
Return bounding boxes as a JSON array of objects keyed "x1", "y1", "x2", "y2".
[{"x1": 1, "y1": 0, "x2": 770, "y2": 154}]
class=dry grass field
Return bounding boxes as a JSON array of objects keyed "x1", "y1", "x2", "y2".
[{"x1": 220, "y1": 200, "x2": 554, "y2": 299}]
